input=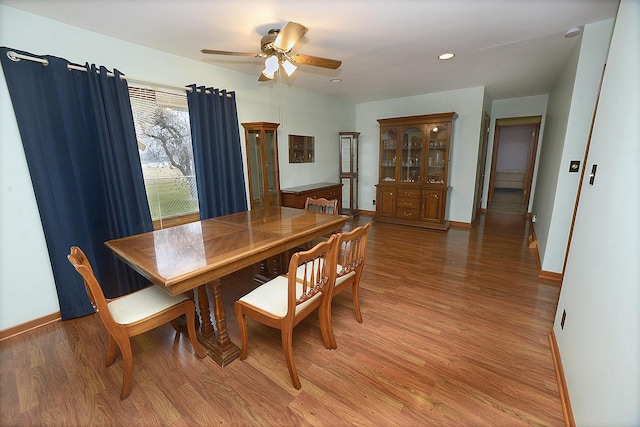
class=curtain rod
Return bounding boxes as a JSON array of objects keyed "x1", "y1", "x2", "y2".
[{"x1": 6, "y1": 50, "x2": 226, "y2": 95}]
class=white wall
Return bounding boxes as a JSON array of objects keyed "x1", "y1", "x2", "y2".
[
  {"x1": 355, "y1": 86, "x2": 485, "y2": 223},
  {"x1": 487, "y1": 94, "x2": 549, "y2": 210},
  {"x1": 554, "y1": 0, "x2": 640, "y2": 424},
  {"x1": 532, "y1": 19, "x2": 614, "y2": 274},
  {"x1": 0, "y1": 5, "x2": 354, "y2": 330}
]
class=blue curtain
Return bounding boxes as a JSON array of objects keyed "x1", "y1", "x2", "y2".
[
  {"x1": 187, "y1": 85, "x2": 247, "y2": 219},
  {"x1": 0, "y1": 47, "x2": 153, "y2": 319}
]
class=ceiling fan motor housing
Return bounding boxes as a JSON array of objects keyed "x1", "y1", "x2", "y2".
[{"x1": 261, "y1": 29, "x2": 280, "y2": 55}]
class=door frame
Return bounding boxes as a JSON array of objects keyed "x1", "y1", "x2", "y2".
[
  {"x1": 474, "y1": 112, "x2": 491, "y2": 218},
  {"x1": 488, "y1": 116, "x2": 541, "y2": 210}
]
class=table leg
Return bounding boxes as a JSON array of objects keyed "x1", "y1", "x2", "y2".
[
  {"x1": 197, "y1": 285, "x2": 215, "y2": 337},
  {"x1": 195, "y1": 280, "x2": 240, "y2": 367}
]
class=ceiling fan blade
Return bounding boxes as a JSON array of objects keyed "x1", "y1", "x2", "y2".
[
  {"x1": 291, "y1": 54, "x2": 341, "y2": 70},
  {"x1": 274, "y1": 22, "x2": 308, "y2": 52},
  {"x1": 201, "y1": 49, "x2": 262, "y2": 58}
]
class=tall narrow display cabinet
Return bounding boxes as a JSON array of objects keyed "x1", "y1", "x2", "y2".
[
  {"x1": 242, "y1": 122, "x2": 280, "y2": 210},
  {"x1": 375, "y1": 112, "x2": 457, "y2": 230},
  {"x1": 339, "y1": 131, "x2": 359, "y2": 218}
]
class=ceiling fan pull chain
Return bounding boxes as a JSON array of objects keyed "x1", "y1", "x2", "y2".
[{"x1": 277, "y1": 70, "x2": 283, "y2": 127}]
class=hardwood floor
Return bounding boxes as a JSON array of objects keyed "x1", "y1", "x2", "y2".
[
  {"x1": 0, "y1": 212, "x2": 564, "y2": 426},
  {"x1": 488, "y1": 188, "x2": 527, "y2": 215}
]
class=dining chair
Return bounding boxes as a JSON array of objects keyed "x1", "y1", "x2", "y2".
[
  {"x1": 234, "y1": 234, "x2": 339, "y2": 389},
  {"x1": 306, "y1": 223, "x2": 371, "y2": 349},
  {"x1": 300, "y1": 197, "x2": 340, "y2": 250},
  {"x1": 67, "y1": 246, "x2": 206, "y2": 400},
  {"x1": 304, "y1": 196, "x2": 339, "y2": 215}
]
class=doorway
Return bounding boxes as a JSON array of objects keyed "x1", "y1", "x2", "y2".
[
  {"x1": 474, "y1": 112, "x2": 491, "y2": 219},
  {"x1": 488, "y1": 116, "x2": 541, "y2": 215}
]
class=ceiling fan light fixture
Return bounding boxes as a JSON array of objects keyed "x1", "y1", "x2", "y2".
[
  {"x1": 261, "y1": 68, "x2": 275, "y2": 79},
  {"x1": 282, "y1": 58, "x2": 297, "y2": 76},
  {"x1": 265, "y1": 55, "x2": 279, "y2": 72}
]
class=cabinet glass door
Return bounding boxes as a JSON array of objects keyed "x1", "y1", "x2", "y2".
[
  {"x1": 340, "y1": 132, "x2": 359, "y2": 217},
  {"x1": 427, "y1": 123, "x2": 450, "y2": 184},
  {"x1": 264, "y1": 129, "x2": 279, "y2": 208},
  {"x1": 247, "y1": 130, "x2": 265, "y2": 207},
  {"x1": 380, "y1": 128, "x2": 397, "y2": 182},
  {"x1": 243, "y1": 122, "x2": 280, "y2": 210},
  {"x1": 340, "y1": 136, "x2": 353, "y2": 173},
  {"x1": 400, "y1": 126, "x2": 423, "y2": 183}
]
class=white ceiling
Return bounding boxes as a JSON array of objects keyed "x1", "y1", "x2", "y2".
[{"x1": 0, "y1": 0, "x2": 619, "y2": 104}]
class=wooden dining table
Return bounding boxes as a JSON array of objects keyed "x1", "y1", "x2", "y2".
[{"x1": 105, "y1": 206, "x2": 347, "y2": 367}]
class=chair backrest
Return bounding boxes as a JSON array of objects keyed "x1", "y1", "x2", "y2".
[
  {"x1": 287, "y1": 234, "x2": 339, "y2": 315},
  {"x1": 337, "y1": 222, "x2": 371, "y2": 280},
  {"x1": 67, "y1": 246, "x2": 118, "y2": 330},
  {"x1": 304, "y1": 197, "x2": 339, "y2": 215}
]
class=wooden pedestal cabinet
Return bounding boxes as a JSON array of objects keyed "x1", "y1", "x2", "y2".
[{"x1": 374, "y1": 112, "x2": 457, "y2": 230}]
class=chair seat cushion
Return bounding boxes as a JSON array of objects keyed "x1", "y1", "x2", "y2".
[
  {"x1": 108, "y1": 286, "x2": 189, "y2": 325},
  {"x1": 238, "y1": 275, "x2": 322, "y2": 318}
]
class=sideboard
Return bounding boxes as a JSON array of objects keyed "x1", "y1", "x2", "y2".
[{"x1": 281, "y1": 182, "x2": 343, "y2": 213}]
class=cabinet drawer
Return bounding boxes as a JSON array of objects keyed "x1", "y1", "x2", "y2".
[
  {"x1": 322, "y1": 189, "x2": 340, "y2": 199},
  {"x1": 397, "y1": 198, "x2": 420, "y2": 209},
  {"x1": 398, "y1": 189, "x2": 420, "y2": 199},
  {"x1": 397, "y1": 207, "x2": 420, "y2": 220},
  {"x1": 307, "y1": 192, "x2": 324, "y2": 200}
]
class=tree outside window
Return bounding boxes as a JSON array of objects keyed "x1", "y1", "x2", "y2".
[{"x1": 129, "y1": 86, "x2": 199, "y2": 225}]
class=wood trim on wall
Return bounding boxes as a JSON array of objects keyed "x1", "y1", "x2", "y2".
[
  {"x1": 0, "y1": 312, "x2": 61, "y2": 342},
  {"x1": 539, "y1": 270, "x2": 563, "y2": 284},
  {"x1": 549, "y1": 330, "x2": 576, "y2": 427},
  {"x1": 531, "y1": 221, "x2": 563, "y2": 285}
]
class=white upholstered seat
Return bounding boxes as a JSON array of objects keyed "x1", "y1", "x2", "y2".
[
  {"x1": 238, "y1": 275, "x2": 324, "y2": 318},
  {"x1": 107, "y1": 286, "x2": 190, "y2": 325}
]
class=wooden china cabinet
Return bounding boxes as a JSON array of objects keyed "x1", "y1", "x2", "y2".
[
  {"x1": 242, "y1": 122, "x2": 280, "y2": 210},
  {"x1": 375, "y1": 112, "x2": 457, "y2": 230}
]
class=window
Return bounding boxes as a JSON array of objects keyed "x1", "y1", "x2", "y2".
[{"x1": 129, "y1": 86, "x2": 199, "y2": 228}]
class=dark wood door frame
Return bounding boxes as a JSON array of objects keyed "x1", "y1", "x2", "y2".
[
  {"x1": 488, "y1": 116, "x2": 541, "y2": 209},
  {"x1": 475, "y1": 112, "x2": 491, "y2": 217}
]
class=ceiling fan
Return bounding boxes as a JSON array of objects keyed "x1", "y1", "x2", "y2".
[{"x1": 201, "y1": 22, "x2": 341, "y2": 81}]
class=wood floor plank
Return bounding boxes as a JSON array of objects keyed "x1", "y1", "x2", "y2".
[{"x1": 0, "y1": 212, "x2": 564, "y2": 426}]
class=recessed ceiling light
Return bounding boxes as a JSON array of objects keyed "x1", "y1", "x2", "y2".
[
  {"x1": 565, "y1": 26, "x2": 582, "y2": 38},
  {"x1": 329, "y1": 78, "x2": 342, "y2": 83},
  {"x1": 438, "y1": 53, "x2": 455, "y2": 60}
]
